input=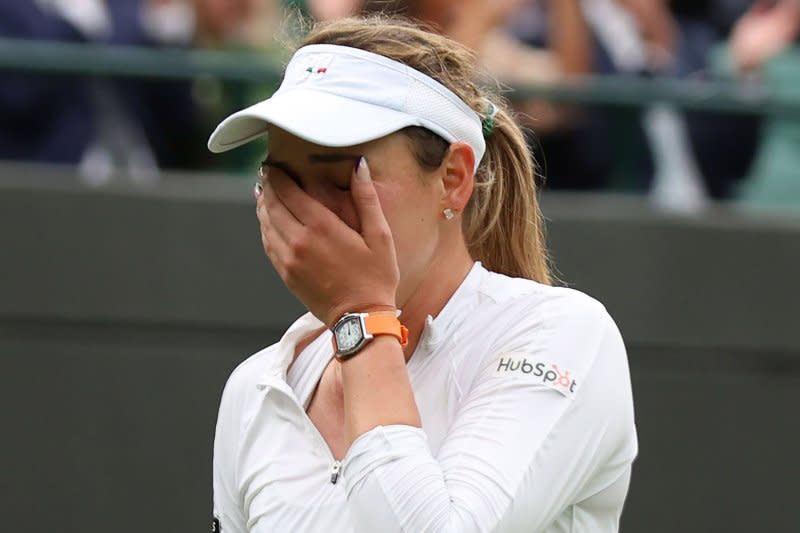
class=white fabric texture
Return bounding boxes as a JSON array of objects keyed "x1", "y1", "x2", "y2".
[
  {"x1": 213, "y1": 263, "x2": 638, "y2": 532},
  {"x1": 207, "y1": 44, "x2": 486, "y2": 170}
]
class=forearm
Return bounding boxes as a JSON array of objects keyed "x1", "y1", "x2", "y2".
[
  {"x1": 548, "y1": 0, "x2": 592, "y2": 76},
  {"x1": 341, "y1": 336, "x2": 421, "y2": 448},
  {"x1": 343, "y1": 425, "x2": 469, "y2": 533},
  {"x1": 617, "y1": 0, "x2": 676, "y2": 54},
  {"x1": 446, "y1": 15, "x2": 495, "y2": 52}
]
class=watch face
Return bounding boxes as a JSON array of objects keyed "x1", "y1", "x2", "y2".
[{"x1": 335, "y1": 316, "x2": 364, "y2": 353}]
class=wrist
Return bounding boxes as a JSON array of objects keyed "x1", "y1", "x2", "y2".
[
  {"x1": 327, "y1": 303, "x2": 397, "y2": 329},
  {"x1": 330, "y1": 310, "x2": 408, "y2": 360}
]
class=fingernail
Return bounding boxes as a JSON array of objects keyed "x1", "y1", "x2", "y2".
[
  {"x1": 254, "y1": 182, "x2": 263, "y2": 198},
  {"x1": 355, "y1": 156, "x2": 370, "y2": 182}
]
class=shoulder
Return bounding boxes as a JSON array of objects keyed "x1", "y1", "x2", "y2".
[
  {"x1": 478, "y1": 270, "x2": 614, "y2": 339},
  {"x1": 222, "y1": 346, "x2": 277, "y2": 397},
  {"x1": 463, "y1": 270, "x2": 637, "y2": 461},
  {"x1": 471, "y1": 271, "x2": 624, "y2": 389}
]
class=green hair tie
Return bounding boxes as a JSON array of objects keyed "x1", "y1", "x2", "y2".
[{"x1": 482, "y1": 100, "x2": 499, "y2": 137}]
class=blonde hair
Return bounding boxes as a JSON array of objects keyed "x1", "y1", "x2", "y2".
[{"x1": 301, "y1": 16, "x2": 551, "y2": 284}]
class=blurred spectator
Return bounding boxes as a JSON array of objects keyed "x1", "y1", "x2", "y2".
[
  {"x1": 360, "y1": 1, "x2": 591, "y2": 128},
  {"x1": 280, "y1": 0, "x2": 362, "y2": 22},
  {"x1": 730, "y1": 0, "x2": 800, "y2": 209},
  {"x1": 0, "y1": 0, "x2": 265, "y2": 182},
  {"x1": 0, "y1": 1, "x2": 96, "y2": 165},
  {"x1": 306, "y1": 0, "x2": 362, "y2": 21},
  {"x1": 185, "y1": 0, "x2": 261, "y2": 45},
  {"x1": 617, "y1": 0, "x2": 761, "y2": 200},
  {"x1": 730, "y1": 0, "x2": 800, "y2": 73},
  {"x1": 498, "y1": 0, "x2": 636, "y2": 192}
]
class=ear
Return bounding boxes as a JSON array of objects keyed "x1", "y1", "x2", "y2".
[{"x1": 439, "y1": 142, "x2": 475, "y2": 216}]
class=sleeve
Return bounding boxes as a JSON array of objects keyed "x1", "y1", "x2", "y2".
[
  {"x1": 340, "y1": 302, "x2": 637, "y2": 533},
  {"x1": 213, "y1": 374, "x2": 249, "y2": 533}
]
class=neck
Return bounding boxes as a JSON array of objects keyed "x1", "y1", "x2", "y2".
[{"x1": 399, "y1": 243, "x2": 474, "y2": 361}]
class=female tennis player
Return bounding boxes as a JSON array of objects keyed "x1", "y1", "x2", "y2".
[{"x1": 208, "y1": 16, "x2": 637, "y2": 533}]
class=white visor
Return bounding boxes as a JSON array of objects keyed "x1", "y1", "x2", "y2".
[{"x1": 207, "y1": 44, "x2": 486, "y2": 170}]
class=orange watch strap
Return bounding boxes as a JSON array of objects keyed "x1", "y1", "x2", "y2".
[{"x1": 364, "y1": 313, "x2": 409, "y2": 347}]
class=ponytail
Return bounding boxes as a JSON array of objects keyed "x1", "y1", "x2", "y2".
[{"x1": 465, "y1": 101, "x2": 551, "y2": 284}]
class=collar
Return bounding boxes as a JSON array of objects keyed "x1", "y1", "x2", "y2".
[
  {"x1": 415, "y1": 261, "x2": 487, "y2": 354},
  {"x1": 256, "y1": 312, "x2": 325, "y2": 386}
]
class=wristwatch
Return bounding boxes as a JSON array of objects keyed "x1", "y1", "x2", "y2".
[{"x1": 331, "y1": 311, "x2": 409, "y2": 360}]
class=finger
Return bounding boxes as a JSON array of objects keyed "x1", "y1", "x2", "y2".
[
  {"x1": 270, "y1": 169, "x2": 336, "y2": 228},
  {"x1": 256, "y1": 185, "x2": 291, "y2": 260},
  {"x1": 350, "y1": 156, "x2": 392, "y2": 243},
  {"x1": 262, "y1": 178, "x2": 303, "y2": 243},
  {"x1": 262, "y1": 179, "x2": 328, "y2": 277},
  {"x1": 256, "y1": 197, "x2": 292, "y2": 278}
]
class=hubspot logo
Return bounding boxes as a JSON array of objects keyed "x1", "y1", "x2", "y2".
[{"x1": 494, "y1": 354, "x2": 578, "y2": 397}]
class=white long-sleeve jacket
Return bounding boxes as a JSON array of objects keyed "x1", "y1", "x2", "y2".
[{"x1": 213, "y1": 263, "x2": 638, "y2": 532}]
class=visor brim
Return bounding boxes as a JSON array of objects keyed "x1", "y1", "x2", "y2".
[{"x1": 207, "y1": 88, "x2": 426, "y2": 153}]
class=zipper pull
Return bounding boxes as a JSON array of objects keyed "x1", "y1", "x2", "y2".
[{"x1": 330, "y1": 460, "x2": 342, "y2": 484}]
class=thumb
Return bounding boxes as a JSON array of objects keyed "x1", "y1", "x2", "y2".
[{"x1": 351, "y1": 156, "x2": 391, "y2": 241}]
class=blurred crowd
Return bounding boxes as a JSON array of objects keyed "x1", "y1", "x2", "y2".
[
  {"x1": 0, "y1": 0, "x2": 279, "y2": 183},
  {"x1": 1, "y1": 0, "x2": 798, "y2": 208}
]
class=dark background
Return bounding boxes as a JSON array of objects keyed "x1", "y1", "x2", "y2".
[{"x1": 1, "y1": 165, "x2": 798, "y2": 532}]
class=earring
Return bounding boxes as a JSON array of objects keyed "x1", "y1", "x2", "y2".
[{"x1": 443, "y1": 208, "x2": 455, "y2": 220}]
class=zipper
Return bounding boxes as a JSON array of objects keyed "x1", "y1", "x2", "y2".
[
  {"x1": 263, "y1": 380, "x2": 342, "y2": 486},
  {"x1": 329, "y1": 460, "x2": 342, "y2": 484}
]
